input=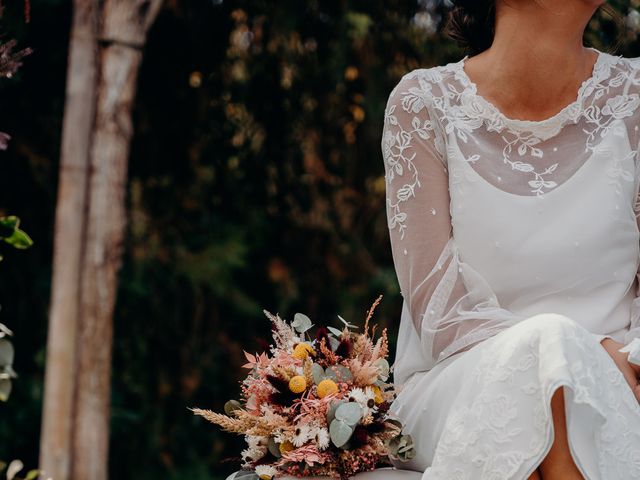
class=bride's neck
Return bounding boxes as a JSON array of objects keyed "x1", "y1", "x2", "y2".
[
  {"x1": 462, "y1": 1, "x2": 603, "y2": 118},
  {"x1": 485, "y1": 1, "x2": 601, "y2": 85}
]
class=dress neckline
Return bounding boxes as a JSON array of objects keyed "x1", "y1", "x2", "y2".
[{"x1": 451, "y1": 47, "x2": 616, "y2": 137}]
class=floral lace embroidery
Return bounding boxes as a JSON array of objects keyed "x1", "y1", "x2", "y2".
[
  {"x1": 382, "y1": 83, "x2": 445, "y2": 239},
  {"x1": 382, "y1": 50, "x2": 640, "y2": 241},
  {"x1": 416, "y1": 316, "x2": 640, "y2": 479}
]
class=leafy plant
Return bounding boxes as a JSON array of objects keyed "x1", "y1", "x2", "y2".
[
  {"x1": 0, "y1": 460, "x2": 40, "y2": 480},
  {"x1": 0, "y1": 215, "x2": 32, "y2": 401}
]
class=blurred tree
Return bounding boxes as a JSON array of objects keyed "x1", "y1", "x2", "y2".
[{"x1": 39, "y1": 1, "x2": 162, "y2": 480}]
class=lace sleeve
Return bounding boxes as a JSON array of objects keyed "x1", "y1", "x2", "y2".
[
  {"x1": 382, "y1": 72, "x2": 524, "y2": 374},
  {"x1": 625, "y1": 149, "x2": 640, "y2": 345}
]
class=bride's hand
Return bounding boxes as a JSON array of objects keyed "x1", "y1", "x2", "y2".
[{"x1": 601, "y1": 337, "x2": 640, "y2": 402}]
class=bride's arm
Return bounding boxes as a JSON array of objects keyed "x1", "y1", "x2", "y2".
[
  {"x1": 600, "y1": 147, "x2": 640, "y2": 399},
  {"x1": 381, "y1": 72, "x2": 523, "y2": 370}
]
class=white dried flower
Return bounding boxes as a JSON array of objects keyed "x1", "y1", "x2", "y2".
[
  {"x1": 255, "y1": 465, "x2": 278, "y2": 479},
  {"x1": 292, "y1": 423, "x2": 313, "y2": 447},
  {"x1": 242, "y1": 435, "x2": 268, "y2": 462},
  {"x1": 348, "y1": 387, "x2": 377, "y2": 416},
  {"x1": 315, "y1": 427, "x2": 330, "y2": 450}
]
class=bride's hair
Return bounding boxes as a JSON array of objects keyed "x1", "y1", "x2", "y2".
[
  {"x1": 445, "y1": 1, "x2": 623, "y2": 56},
  {"x1": 445, "y1": 0, "x2": 496, "y2": 56}
]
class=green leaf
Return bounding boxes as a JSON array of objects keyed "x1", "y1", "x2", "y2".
[
  {"x1": 324, "y1": 366, "x2": 338, "y2": 381},
  {"x1": 375, "y1": 358, "x2": 390, "y2": 382},
  {"x1": 0, "y1": 216, "x2": 19, "y2": 230},
  {"x1": 25, "y1": 470, "x2": 41, "y2": 480},
  {"x1": 329, "y1": 419, "x2": 353, "y2": 448},
  {"x1": 311, "y1": 363, "x2": 325, "y2": 385},
  {"x1": 326, "y1": 400, "x2": 341, "y2": 425},
  {"x1": 337, "y1": 315, "x2": 358, "y2": 330},
  {"x1": 335, "y1": 402, "x2": 362, "y2": 425},
  {"x1": 224, "y1": 399, "x2": 242, "y2": 416},
  {"x1": 267, "y1": 436, "x2": 281, "y2": 458},
  {"x1": 291, "y1": 313, "x2": 313, "y2": 333},
  {"x1": 327, "y1": 326, "x2": 343, "y2": 337},
  {"x1": 0, "y1": 339, "x2": 14, "y2": 366},
  {"x1": 0, "y1": 378, "x2": 12, "y2": 401},
  {"x1": 335, "y1": 365, "x2": 353, "y2": 382},
  {"x1": 3, "y1": 228, "x2": 33, "y2": 249},
  {"x1": 386, "y1": 434, "x2": 416, "y2": 461}
]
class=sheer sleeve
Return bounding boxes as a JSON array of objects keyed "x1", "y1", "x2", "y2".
[
  {"x1": 624, "y1": 154, "x2": 640, "y2": 345},
  {"x1": 382, "y1": 72, "x2": 525, "y2": 377}
]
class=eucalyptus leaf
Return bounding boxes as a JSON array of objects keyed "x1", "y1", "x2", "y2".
[
  {"x1": 335, "y1": 401, "x2": 362, "y2": 425},
  {"x1": 375, "y1": 358, "x2": 390, "y2": 381},
  {"x1": 326, "y1": 400, "x2": 341, "y2": 424},
  {"x1": 337, "y1": 314, "x2": 358, "y2": 330},
  {"x1": 291, "y1": 313, "x2": 313, "y2": 333},
  {"x1": 324, "y1": 367, "x2": 338, "y2": 381},
  {"x1": 224, "y1": 399, "x2": 242, "y2": 416},
  {"x1": 327, "y1": 326, "x2": 343, "y2": 337},
  {"x1": 311, "y1": 363, "x2": 326, "y2": 384},
  {"x1": 0, "y1": 339, "x2": 14, "y2": 366},
  {"x1": 329, "y1": 418, "x2": 353, "y2": 448},
  {"x1": 328, "y1": 336, "x2": 340, "y2": 351},
  {"x1": 335, "y1": 365, "x2": 353, "y2": 382},
  {"x1": 387, "y1": 434, "x2": 416, "y2": 461},
  {"x1": 267, "y1": 436, "x2": 281, "y2": 458}
]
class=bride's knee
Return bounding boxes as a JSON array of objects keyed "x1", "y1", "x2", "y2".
[{"x1": 518, "y1": 313, "x2": 581, "y2": 336}]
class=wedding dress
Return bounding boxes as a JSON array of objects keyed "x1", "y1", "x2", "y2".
[{"x1": 382, "y1": 46, "x2": 640, "y2": 479}]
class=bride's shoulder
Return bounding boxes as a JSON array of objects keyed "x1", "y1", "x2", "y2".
[
  {"x1": 609, "y1": 50, "x2": 640, "y2": 74},
  {"x1": 386, "y1": 59, "x2": 462, "y2": 103},
  {"x1": 396, "y1": 58, "x2": 462, "y2": 86}
]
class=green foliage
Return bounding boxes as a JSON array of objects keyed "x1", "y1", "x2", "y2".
[
  {"x1": 0, "y1": 335, "x2": 17, "y2": 402},
  {"x1": 0, "y1": 216, "x2": 33, "y2": 257},
  {"x1": 0, "y1": 460, "x2": 40, "y2": 480},
  {"x1": 0, "y1": 215, "x2": 32, "y2": 403}
]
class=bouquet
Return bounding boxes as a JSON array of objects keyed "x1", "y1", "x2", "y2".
[{"x1": 192, "y1": 295, "x2": 415, "y2": 479}]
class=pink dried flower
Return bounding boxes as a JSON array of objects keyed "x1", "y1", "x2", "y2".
[
  {"x1": 280, "y1": 444, "x2": 328, "y2": 466},
  {"x1": 0, "y1": 39, "x2": 31, "y2": 79}
]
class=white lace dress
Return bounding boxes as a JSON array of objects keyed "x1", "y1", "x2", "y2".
[{"x1": 381, "y1": 46, "x2": 640, "y2": 480}]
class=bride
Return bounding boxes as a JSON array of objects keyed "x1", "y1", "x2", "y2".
[{"x1": 382, "y1": 0, "x2": 640, "y2": 479}]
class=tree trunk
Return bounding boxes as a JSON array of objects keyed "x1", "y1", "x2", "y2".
[
  {"x1": 40, "y1": 2, "x2": 162, "y2": 479},
  {"x1": 39, "y1": 1, "x2": 98, "y2": 478}
]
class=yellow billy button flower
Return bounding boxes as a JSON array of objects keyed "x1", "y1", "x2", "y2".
[
  {"x1": 278, "y1": 440, "x2": 295, "y2": 454},
  {"x1": 372, "y1": 385, "x2": 384, "y2": 404},
  {"x1": 292, "y1": 343, "x2": 316, "y2": 360},
  {"x1": 258, "y1": 476, "x2": 272, "y2": 480},
  {"x1": 317, "y1": 379, "x2": 339, "y2": 399},
  {"x1": 289, "y1": 375, "x2": 307, "y2": 393}
]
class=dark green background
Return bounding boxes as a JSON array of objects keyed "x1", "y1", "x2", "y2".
[{"x1": 0, "y1": 1, "x2": 635, "y2": 478}]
